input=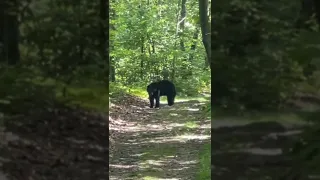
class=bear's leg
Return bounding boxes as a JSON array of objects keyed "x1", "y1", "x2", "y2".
[
  {"x1": 155, "y1": 90, "x2": 160, "y2": 108},
  {"x1": 149, "y1": 96, "x2": 154, "y2": 108},
  {"x1": 167, "y1": 95, "x2": 174, "y2": 106}
]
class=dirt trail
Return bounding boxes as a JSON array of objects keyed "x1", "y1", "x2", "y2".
[
  {"x1": 212, "y1": 118, "x2": 310, "y2": 180},
  {"x1": 0, "y1": 103, "x2": 108, "y2": 180},
  {"x1": 109, "y1": 97, "x2": 211, "y2": 180}
]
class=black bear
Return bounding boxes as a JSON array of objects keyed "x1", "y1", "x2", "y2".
[{"x1": 147, "y1": 80, "x2": 176, "y2": 108}]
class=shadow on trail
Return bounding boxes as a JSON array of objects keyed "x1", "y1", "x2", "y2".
[
  {"x1": 212, "y1": 119, "x2": 308, "y2": 180},
  {"x1": 109, "y1": 97, "x2": 210, "y2": 180},
  {"x1": 0, "y1": 101, "x2": 108, "y2": 180}
]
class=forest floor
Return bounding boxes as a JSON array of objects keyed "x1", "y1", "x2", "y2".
[
  {"x1": 109, "y1": 94, "x2": 211, "y2": 180},
  {"x1": 0, "y1": 99, "x2": 108, "y2": 180},
  {"x1": 212, "y1": 118, "x2": 309, "y2": 179},
  {"x1": 212, "y1": 96, "x2": 320, "y2": 180},
  {"x1": 0, "y1": 86, "x2": 319, "y2": 180}
]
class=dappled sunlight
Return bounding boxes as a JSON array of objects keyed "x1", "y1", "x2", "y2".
[
  {"x1": 139, "y1": 158, "x2": 197, "y2": 168},
  {"x1": 109, "y1": 164, "x2": 138, "y2": 169},
  {"x1": 184, "y1": 121, "x2": 199, "y2": 128},
  {"x1": 137, "y1": 157, "x2": 198, "y2": 179},
  {"x1": 109, "y1": 95, "x2": 210, "y2": 180},
  {"x1": 140, "y1": 159, "x2": 165, "y2": 167},
  {"x1": 169, "y1": 113, "x2": 180, "y2": 117},
  {"x1": 111, "y1": 115, "x2": 210, "y2": 133},
  {"x1": 145, "y1": 134, "x2": 210, "y2": 144},
  {"x1": 177, "y1": 134, "x2": 210, "y2": 140},
  {"x1": 166, "y1": 122, "x2": 185, "y2": 128},
  {"x1": 146, "y1": 136, "x2": 191, "y2": 144},
  {"x1": 186, "y1": 108, "x2": 200, "y2": 112},
  {"x1": 131, "y1": 152, "x2": 149, "y2": 157},
  {"x1": 212, "y1": 117, "x2": 313, "y2": 179},
  {"x1": 143, "y1": 177, "x2": 179, "y2": 180}
]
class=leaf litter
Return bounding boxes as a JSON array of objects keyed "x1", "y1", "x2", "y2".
[
  {"x1": 0, "y1": 99, "x2": 108, "y2": 180},
  {"x1": 109, "y1": 94, "x2": 211, "y2": 180}
]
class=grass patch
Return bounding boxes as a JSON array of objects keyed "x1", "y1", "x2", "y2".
[
  {"x1": 110, "y1": 83, "x2": 147, "y2": 98},
  {"x1": 110, "y1": 82, "x2": 210, "y2": 101},
  {"x1": 31, "y1": 77, "x2": 108, "y2": 112},
  {"x1": 175, "y1": 96, "x2": 209, "y2": 102},
  {"x1": 142, "y1": 176, "x2": 158, "y2": 180},
  {"x1": 184, "y1": 121, "x2": 200, "y2": 129},
  {"x1": 196, "y1": 143, "x2": 211, "y2": 180},
  {"x1": 64, "y1": 86, "x2": 108, "y2": 112}
]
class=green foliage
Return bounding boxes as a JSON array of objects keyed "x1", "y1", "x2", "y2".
[
  {"x1": 212, "y1": 0, "x2": 320, "y2": 110},
  {"x1": 20, "y1": 0, "x2": 106, "y2": 85},
  {"x1": 0, "y1": 66, "x2": 57, "y2": 114},
  {"x1": 0, "y1": 65, "x2": 108, "y2": 114},
  {"x1": 196, "y1": 143, "x2": 211, "y2": 180},
  {"x1": 110, "y1": 0, "x2": 210, "y2": 96}
]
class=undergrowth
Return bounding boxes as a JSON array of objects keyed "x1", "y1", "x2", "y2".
[{"x1": 196, "y1": 143, "x2": 211, "y2": 180}]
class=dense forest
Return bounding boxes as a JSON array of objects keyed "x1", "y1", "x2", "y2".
[
  {"x1": 109, "y1": 0, "x2": 211, "y2": 96},
  {"x1": 212, "y1": 0, "x2": 320, "y2": 179},
  {"x1": 212, "y1": 0, "x2": 320, "y2": 110},
  {"x1": 1, "y1": 0, "x2": 320, "y2": 179},
  {"x1": 0, "y1": 0, "x2": 212, "y2": 179},
  {"x1": 109, "y1": 0, "x2": 211, "y2": 179},
  {"x1": 0, "y1": 0, "x2": 109, "y2": 179}
]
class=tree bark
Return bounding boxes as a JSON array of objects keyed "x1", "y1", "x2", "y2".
[
  {"x1": 198, "y1": 0, "x2": 211, "y2": 70},
  {"x1": 1, "y1": 0, "x2": 20, "y2": 65},
  {"x1": 189, "y1": 27, "x2": 199, "y2": 62},
  {"x1": 179, "y1": 0, "x2": 187, "y2": 52},
  {"x1": 109, "y1": 0, "x2": 116, "y2": 82},
  {"x1": 100, "y1": 0, "x2": 108, "y2": 82}
]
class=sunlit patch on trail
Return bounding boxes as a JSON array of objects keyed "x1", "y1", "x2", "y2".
[
  {"x1": 138, "y1": 158, "x2": 198, "y2": 179},
  {"x1": 146, "y1": 134, "x2": 210, "y2": 144},
  {"x1": 169, "y1": 113, "x2": 179, "y2": 116},
  {"x1": 110, "y1": 95, "x2": 211, "y2": 179},
  {"x1": 186, "y1": 108, "x2": 200, "y2": 112},
  {"x1": 177, "y1": 134, "x2": 210, "y2": 140},
  {"x1": 140, "y1": 159, "x2": 165, "y2": 167},
  {"x1": 184, "y1": 121, "x2": 199, "y2": 128},
  {"x1": 174, "y1": 97, "x2": 209, "y2": 102},
  {"x1": 131, "y1": 153, "x2": 148, "y2": 157},
  {"x1": 109, "y1": 164, "x2": 138, "y2": 169},
  {"x1": 142, "y1": 176, "x2": 179, "y2": 180},
  {"x1": 139, "y1": 159, "x2": 197, "y2": 168}
]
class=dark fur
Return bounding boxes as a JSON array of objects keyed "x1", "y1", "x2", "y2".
[{"x1": 147, "y1": 80, "x2": 176, "y2": 108}]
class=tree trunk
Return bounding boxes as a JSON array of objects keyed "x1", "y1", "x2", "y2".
[
  {"x1": 189, "y1": 27, "x2": 200, "y2": 62},
  {"x1": 99, "y1": 0, "x2": 108, "y2": 82},
  {"x1": 140, "y1": 37, "x2": 145, "y2": 80},
  {"x1": 198, "y1": 0, "x2": 211, "y2": 70},
  {"x1": 179, "y1": 0, "x2": 187, "y2": 52},
  {"x1": 110, "y1": 57, "x2": 116, "y2": 82},
  {"x1": 1, "y1": 0, "x2": 20, "y2": 65},
  {"x1": 109, "y1": 0, "x2": 116, "y2": 82}
]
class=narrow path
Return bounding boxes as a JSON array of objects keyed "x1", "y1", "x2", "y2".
[
  {"x1": 212, "y1": 118, "x2": 309, "y2": 179},
  {"x1": 109, "y1": 98, "x2": 211, "y2": 180}
]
